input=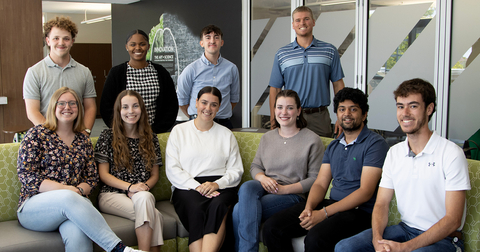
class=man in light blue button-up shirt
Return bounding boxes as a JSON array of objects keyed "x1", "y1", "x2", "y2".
[{"x1": 177, "y1": 25, "x2": 240, "y2": 129}]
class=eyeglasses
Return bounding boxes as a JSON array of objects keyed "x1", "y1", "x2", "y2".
[{"x1": 56, "y1": 101, "x2": 78, "y2": 109}]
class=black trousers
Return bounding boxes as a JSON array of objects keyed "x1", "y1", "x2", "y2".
[{"x1": 262, "y1": 199, "x2": 372, "y2": 252}]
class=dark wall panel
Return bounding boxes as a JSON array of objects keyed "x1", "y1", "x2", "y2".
[{"x1": 111, "y1": 0, "x2": 242, "y2": 126}]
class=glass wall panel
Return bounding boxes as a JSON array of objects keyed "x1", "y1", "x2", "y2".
[
  {"x1": 367, "y1": 0, "x2": 436, "y2": 133},
  {"x1": 251, "y1": 0, "x2": 355, "y2": 128},
  {"x1": 449, "y1": 0, "x2": 480, "y2": 152},
  {"x1": 250, "y1": 0, "x2": 291, "y2": 128},
  {"x1": 306, "y1": 0, "x2": 356, "y2": 124}
]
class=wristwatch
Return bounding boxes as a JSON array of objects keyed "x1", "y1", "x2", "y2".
[{"x1": 84, "y1": 128, "x2": 91, "y2": 135}]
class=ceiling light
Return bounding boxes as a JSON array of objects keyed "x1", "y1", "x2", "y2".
[
  {"x1": 81, "y1": 15, "x2": 111, "y2": 24},
  {"x1": 81, "y1": 10, "x2": 111, "y2": 24}
]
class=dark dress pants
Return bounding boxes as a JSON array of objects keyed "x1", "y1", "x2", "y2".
[{"x1": 263, "y1": 199, "x2": 372, "y2": 252}]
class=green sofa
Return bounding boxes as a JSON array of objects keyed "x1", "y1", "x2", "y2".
[{"x1": 0, "y1": 131, "x2": 479, "y2": 251}]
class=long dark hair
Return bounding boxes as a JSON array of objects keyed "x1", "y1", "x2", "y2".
[{"x1": 112, "y1": 90, "x2": 156, "y2": 173}]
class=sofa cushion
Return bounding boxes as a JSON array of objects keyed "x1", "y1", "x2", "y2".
[
  {"x1": 0, "y1": 212, "x2": 176, "y2": 252},
  {"x1": 156, "y1": 200, "x2": 189, "y2": 238},
  {"x1": 94, "y1": 210, "x2": 178, "y2": 251},
  {"x1": 0, "y1": 143, "x2": 21, "y2": 222},
  {"x1": 160, "y1": 210, "x2": 178, "y2": 240},
  {"x1": 232, "y1": 132, "x2": 264, "y2": 183},
  {"x1": 0, "y1": 220, "x2": 64, "y2": 252},
  {"x1": 93, "y1": 213, "x2": 137, "y2": 251},
  {"x1": 150, "y1": 133, "x2": 175, "y2": 202}
]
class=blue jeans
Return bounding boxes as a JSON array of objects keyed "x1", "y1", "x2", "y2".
[
  {"x1": 17, "y1": 190, "x2": 122, "y2": 252},
  {"x1": 232, "y1": 180, "x2": 304, "y2": 252},
  {"x1": 335, "y1": 222, "x2": 464, "y2": 252}
]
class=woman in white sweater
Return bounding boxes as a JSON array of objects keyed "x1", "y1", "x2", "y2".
[{"x1": 166, "y1": 86, "x2": 243, "y2": 252}]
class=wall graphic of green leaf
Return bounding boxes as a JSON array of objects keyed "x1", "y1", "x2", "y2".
[{"x1": 147, "y1": 14, "x2": 164, "y2": 61}]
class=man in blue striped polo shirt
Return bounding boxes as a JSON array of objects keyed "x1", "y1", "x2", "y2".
[{"x1": 269, "y1": 6, "x2": 345, "y2": 137}]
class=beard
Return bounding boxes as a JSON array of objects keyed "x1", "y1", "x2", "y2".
[
  {"x1": 400, "y1": 116, "x2": 427, "y2": 135},
  {"x1": 340, "y1": 118, "x2": 363, "y2": 133}
]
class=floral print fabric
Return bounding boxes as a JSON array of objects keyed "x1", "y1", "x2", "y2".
[
  {"x1": 94, "y1": 129, "x2": 162, "y2": 194},
  {"x1": 17, "y1": 125, "x2": 98, "y2": 208}
]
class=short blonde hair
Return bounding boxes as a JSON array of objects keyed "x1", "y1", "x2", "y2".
[
  {"x1": 292, "y1": 6, "x2": 315, "y2": 21},
  {"x1": 44, "y1": 87, "x2": 85, "y2": 133}
]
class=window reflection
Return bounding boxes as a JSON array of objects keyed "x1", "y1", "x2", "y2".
[
  {"x1": 448, "y1": 0, "x2": 480, "y2": 148},
  {"x1": 368, "y1": 2, "x2": 435, "y2": 94}
]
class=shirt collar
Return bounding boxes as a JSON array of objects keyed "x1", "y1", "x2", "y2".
[
  {"x1": 403, "y1": 131, "x2": 438, "y2": 157},
  {"x1": 292, "y1": 36, "x2": 317, "y2": 49},
  {"x1": 339, "y1": 135, "x2": 357, "y2": 146},
  {"x1": 45, "y1": 55, "x2": 75, "y2": 69},
  {"x1": 337, "y1": 124, "x2": 371, "y2": 146},
  {"x1": 200, "y1": 53, "x2": 223, "y2": 66}
]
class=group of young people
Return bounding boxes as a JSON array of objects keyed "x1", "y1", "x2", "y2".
[
  {"x1": 17, "y1": 5, "x2": 470, "y2": 252},
  {"x1": 19, "y1": 13, "x2": 241, "y2": 252}
]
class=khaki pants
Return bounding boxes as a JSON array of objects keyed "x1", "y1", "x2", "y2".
[
  {"x1": 303, "y1": 109, "x2": 333, "y2": 137},
  {"x1": 98, "y1": 191, "x2": 164, "y2": 246}
]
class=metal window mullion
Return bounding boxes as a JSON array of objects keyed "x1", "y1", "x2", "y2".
[
  {"x1": 433, "y1": 0, "x2": 452, "y2": 137},
  {"x1": 242, "y1": 0, "x2": 251, "y2": 128},
  {"x1": 291, "y1": 0, "x2": 304, "y2": 41},
  {"x1": 355, "y1": 0, "x2": 367, "y2": 92}
]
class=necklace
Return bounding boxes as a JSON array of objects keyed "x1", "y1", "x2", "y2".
[{"x1": 279, "y1": 128, "x2": 300, "y2": 145}]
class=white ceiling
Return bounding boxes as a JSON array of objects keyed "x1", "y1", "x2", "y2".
[{"x1": 42, "y1": 0, "x2": 139, "y2": 15}]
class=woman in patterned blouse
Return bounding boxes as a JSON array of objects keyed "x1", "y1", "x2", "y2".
[
  {"x1": 95, "y1": 90, "x2": 163, "y2": 252},
  {"x1": 17, "y1": 87, "x2": 142, "y2": 252}
]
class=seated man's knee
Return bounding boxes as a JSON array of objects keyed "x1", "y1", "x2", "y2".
[
  {"x1": 334, "y1": 231, "x2": 371, "y2": 252},
  {"x1": 262, "y1": 218, "x2": 282, "y2": 244}
]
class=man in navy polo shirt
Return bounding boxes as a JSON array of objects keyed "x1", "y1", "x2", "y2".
[
  {"x1": 263, "y1": 87, "x2": 389, "y2": 252},
  {"x1": 269, "y1": 6, "x2": 345, "y2": 137}
]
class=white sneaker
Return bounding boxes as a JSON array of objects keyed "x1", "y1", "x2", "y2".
[{"x1": 124, "y1": 247, "x2": 147, "y2": 252}]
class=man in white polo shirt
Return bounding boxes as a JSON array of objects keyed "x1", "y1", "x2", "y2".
[{"x1": 335, "y1": 78, "x2": 470, "y2": 252}]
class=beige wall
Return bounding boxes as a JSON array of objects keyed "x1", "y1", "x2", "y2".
[{"x1": 42, "y1": 13, "x2": 112, "y2": 44}]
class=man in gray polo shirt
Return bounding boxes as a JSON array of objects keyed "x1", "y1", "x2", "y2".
[{"x1": 23, "y1": 16, "x2": 96, "y2": 135}]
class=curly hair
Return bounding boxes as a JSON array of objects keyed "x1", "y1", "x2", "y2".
[
  {"x1": 273, "y1": 89, "x2": 307, "y2": 129},
  {"x1": 333, "y1": 87, "x2": 369, "y2": 125},
  {"x1": 393, "y1": 78, "x2": 436, "y2": 121},
  {"x1": 44, "y1": 16, "x2": 78, "y2": 39},
  {"x1": 44, "y1": 87, "x2": 85, "y2": 133},
  {"x1": 112, "y1": 90, "x2": 156, "y2": 173}
]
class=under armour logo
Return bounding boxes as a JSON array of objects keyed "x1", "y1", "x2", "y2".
[{"x1": 428, "y1": 162, "x2": 435, "y2": 167}]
